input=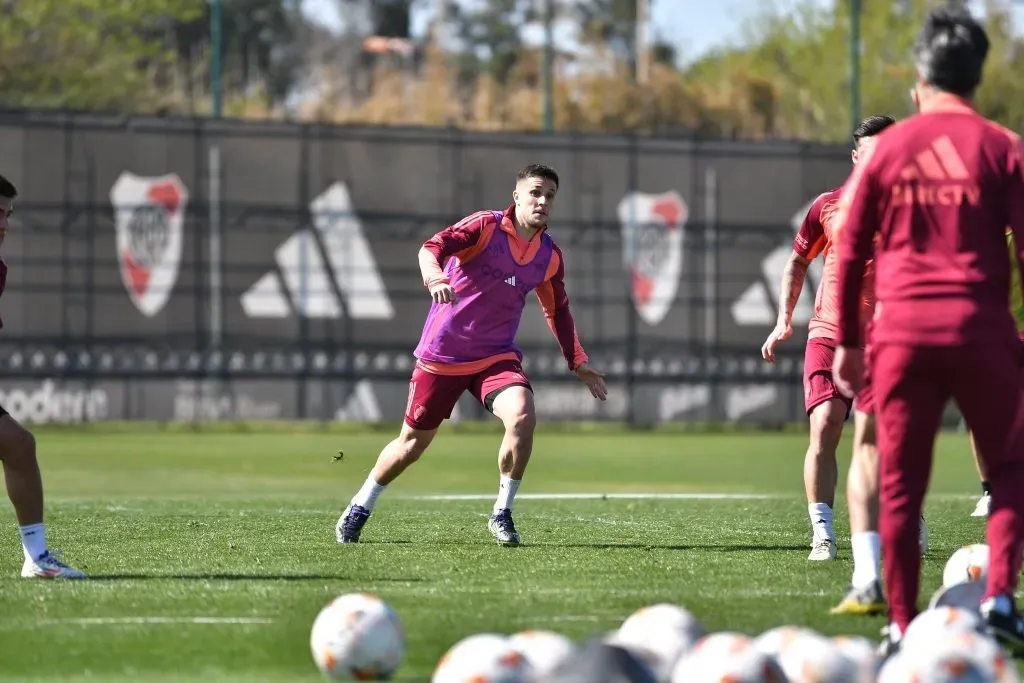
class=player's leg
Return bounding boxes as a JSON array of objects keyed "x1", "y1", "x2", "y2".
[
  {"x1": 803, "y1": 338, "x2": 848, "y2": 561},
  {"x1": 473, "y1": 360, "x2": 533, "y2": 546},
  {"x1": 336, "y1": 368, "x2": 468, "y2": 544},
  {"x1": 969, "y1": 431, "x2": 992, "y2": 517},
  {"x1": 952, "y1": 342, "x2": 1024, "y2": 651},
  {"x1": 0, "y1": 412, "x2": 84, "y2": 578},
  {"x1": 873, "y1": 343, "x2": 947, "y2": 649},
  {"x1": 831, "y1": 408, "x2": 886, "y2": 614}
]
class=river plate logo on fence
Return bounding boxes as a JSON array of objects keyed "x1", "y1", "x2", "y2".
[
  {"x1": 618, "y1": 191, "x2": 688, "y2": 326},
  {"x1": 111, "y1": 172, "x2": 189, "y2": 317}
]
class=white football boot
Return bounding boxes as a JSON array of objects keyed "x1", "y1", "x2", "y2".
[
  {"x1": 21, "y1": 550, "x2": 86, "y2": 579},
  {"x1": 809, "y1": 537, "x2": 838, "y2": 561}
]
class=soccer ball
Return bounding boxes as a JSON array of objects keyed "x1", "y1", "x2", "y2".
[
  {"x1": 602, "y1": 631, "x2": 663, "y2": 680},
  {"x1": 309, "y1": 593, "x2": 405, "y2": 680},
  {"x1": 776, "y1": 634, "x2": 859, "y2": 683},
  {"x1": 902, "y1": 631, "x2": 1018, "y2": 683},
  {"x1": 831, "y1": 636, "x2": 880, "y2": 683},
  {"x1": 672, "y1": 634, "x2": 783, "y2": 683},
  {"x1": 885, "y1": 648, "x2": 994, "y2": 683},
  {"x1": 943, "y1": 544, "x2": 990, "y2": 588},
  {"x1": 613, "y1": 603, "x2": 705, "y2": 681},
  {"x1": 753, "y1": 625, "x2": 822, "y2": 660},
  {"x1": 877, "y1": 653, "x2": 914, "y2": 683},
  {"x1": 902, "y1": 607, "x2": 986, "y2": 652},
  {"x1": 432, "y1": 633, "x2": 533, "y2": 683},
  {"x1": 508, "y1": 630, "x2": 576, "y2": 681}
]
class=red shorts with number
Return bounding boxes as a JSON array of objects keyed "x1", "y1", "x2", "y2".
[
  {"x1": 404, "y1": 359, "x2": 533, "y2": 430},
  {"x1": 803, "y1": 337, "x2": 853, "y2": 417}
]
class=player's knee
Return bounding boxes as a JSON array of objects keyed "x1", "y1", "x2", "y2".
[
  {"x1": 502, "y1": 410, "x2": 536, "y2": 437},
  {"x1": 396, "y1": 426, "x2": 434, "y2": 463},
  {"x1": 0, "y1": 419, "x2": 36, "y2": 464},
  {"x1": 854, "y1": 411, "x2": 876, "y2": 447},
  {"x1": 809, "y1": 402, "x2": 845, "y2": 446}
]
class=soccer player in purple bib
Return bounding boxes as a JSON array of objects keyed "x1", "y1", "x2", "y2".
[{"x1": 336, "y1": 164, "x2": 608, "y2": 546}]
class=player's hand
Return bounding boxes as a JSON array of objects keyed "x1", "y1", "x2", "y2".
[
  {"x1": 761, "y1": 320, "x2": 793, "y2": 363},
  {"x1": 833, "y1": 346, "x2": 864, "y2": 398},
  {"x1": 574, "y1": 363, "x2": 607, "y2": 401},
  {"x1": 429, "y1": 282, "x2": 456, "y2": 305}
]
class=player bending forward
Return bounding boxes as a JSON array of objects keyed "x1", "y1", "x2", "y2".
[
  {"x1": 336, "y1": 164, "x2": 607, "y2": 546},
  {"x1": 762, "y1": 115, "x2": 925, "y2": 563},
  {"x1": 0, "y1": 175, "x2": 84, "y2": 579},
  {"x1": 834, "y1": 7, "x2": 1024, "y2": 653}
]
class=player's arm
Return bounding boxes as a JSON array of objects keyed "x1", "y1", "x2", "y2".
[
  {"x1": 761, "y1": 197, "x2": 826, "y2": 362},
  {"x1": 536, "y1": 246, "x2": 607, "y2": 400},
  {"x1": 780, "y1": 200, "x2": 826, "y2": 324},
  {"x1": 778, "y1": 252, "x2": 813, "y2": 324},
  {"x1": 418, "y1": 211, "x2": 489, "y2": 303}
]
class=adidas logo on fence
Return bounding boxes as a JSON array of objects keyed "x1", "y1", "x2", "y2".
[{"x1": 241, "y1": 182, "x2": 394, "y2": 320}]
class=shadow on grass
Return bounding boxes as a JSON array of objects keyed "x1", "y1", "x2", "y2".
[
  {"x1": 82, "y1": 573, "x2": 429, "y2": 582},
  {"x1": 358, "y1": 540, "x2": 810, "y2": 552}
]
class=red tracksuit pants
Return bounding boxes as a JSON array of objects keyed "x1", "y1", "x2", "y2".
[{"x1": 873, "y1": 341, "x2": 1024, "y2": 631}]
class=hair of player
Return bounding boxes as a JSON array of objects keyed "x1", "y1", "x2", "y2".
[
  {"x1": 0, "y1": 174, "x2": 17, "y2": 200},
  {"x1": 853, "y1": 115, "x2": 896, "y2": 143},
  {"x1": 914, "y1": 7, "x2": 989, "y2": 97},
  {"x1": 516, "y1": 164, "x2": 559, "y2": 189}
]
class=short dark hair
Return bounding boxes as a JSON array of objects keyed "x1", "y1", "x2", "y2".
[
  {"x1": 853, "y1": 115, "x2": 896, "y2": 143},
  {"x1": 914, "y1": 7, "x2": 989, "y2": 97},
  {"x1": 516, "y1": 164, "x2": 559, "y2": 188},
  {"x1": 0, "y1": 174, "x2": 17, "y2": 200}
]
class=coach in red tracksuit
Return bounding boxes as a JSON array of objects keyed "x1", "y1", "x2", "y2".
[{"x1": 832, "y1": 7, "x2": 1024, "y2": 655}]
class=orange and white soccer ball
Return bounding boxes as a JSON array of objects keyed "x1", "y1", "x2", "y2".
[
  {"x1": 753, "y1": 625, "x2": 822, "y2": 661},
  {"x1": 672, "y1": 633, "x2": 783, "y2": 683},
  {"x1": 881, "y1": 648, "x2": 995, "y2": 683},
  {"x1": 432, "y1": 633, "x2": 533, "y2": 683},
  {"x1": 508, "y1": 630, "x2": 575, "y2": 681},
  {"x1": 943, "y1": 544, "x2": 990, "y2": 588},
  {"x1": 832, "y1": 636, "x2": 880, "y2": 683},
  {"x1": 309, "y1": 593, "x2": 405, "y2": 680},
  {"x1": 776, "y1": 633, "x2": 859, "y2": 683},
  {"x1": 902, "y1": 607, "x2": 986, "y2": 652},
  {"x1": 901, "y1": 631, "x2": 1018, "y2": 683},
  {"x1": 613, "y1": 603, "x2": 706, "y2": 681}
]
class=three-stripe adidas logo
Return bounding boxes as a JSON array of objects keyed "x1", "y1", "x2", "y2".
[
  {"x1": 334, "y1": 380, "x2": 382, "y2": 421},
  {"x1": 504, "y1": 276, "x2": 517, "y2": 287},
  {"x1": 900, "y1": 135, "x2": 968, "y2": 181},
  {"x1": 892, "y1": 134, "x2": 980, "y2": 207},
  {"x1": 241, "y1": 182, "x2": 395, "y2": 320}
]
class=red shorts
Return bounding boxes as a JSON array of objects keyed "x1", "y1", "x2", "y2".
[
  {"x1": 404, "y1": 359, "x2": 533, "y2": 430},
  {"x1": 803, "y1": 337, "x2": 853, "y2": 417}
]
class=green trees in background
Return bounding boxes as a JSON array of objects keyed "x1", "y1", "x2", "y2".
[{"x1": 2, "y1": 0, "x2": 1023, "y2": 141}]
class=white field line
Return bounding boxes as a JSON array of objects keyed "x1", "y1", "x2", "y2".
[
  {"x1": 404, "y1": 492, "x2": 779, "y2": 501},
  {"x1": 42, "y1": 617, "x2": 273, "y2": 626}
]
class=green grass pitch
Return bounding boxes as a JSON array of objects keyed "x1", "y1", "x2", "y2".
[{"x1": 0, "y1": 423, "x2": 998, "y2": 681}]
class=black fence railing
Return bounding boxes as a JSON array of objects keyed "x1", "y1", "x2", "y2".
[{"x1": 0, "y1": 109, "x2": 870, "y2": 425}]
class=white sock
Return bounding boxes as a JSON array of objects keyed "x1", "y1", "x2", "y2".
[
  {"x1": 494, "y1": 476, "x2": 521, "y2": 513},
  {"x1": 19, "y1": 523, "x2": 47, "y2": 562},
  {"x1": 850, "y1": 531, "x2": 882, "y2": 588},
  {"x1": 808, "y1": 502, "x2": 835, "y2": 542},
  {"x1": 351, "y1": 477, "x2": 386, "y2": 512}
]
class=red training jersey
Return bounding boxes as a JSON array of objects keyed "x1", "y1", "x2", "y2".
[
  {"x1": 793, "y1": 186, "x2": 876, "y2": 341},
  {"x1": 836, "y1": 95, "x2": 1024, "y2": 348}
]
